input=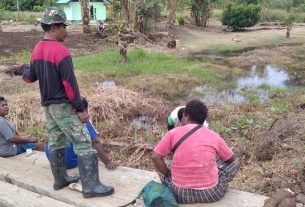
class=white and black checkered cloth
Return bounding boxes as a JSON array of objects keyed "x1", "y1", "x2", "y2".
[{"x1": 158, "y1": 160, "x2": 238, "y2": 204}]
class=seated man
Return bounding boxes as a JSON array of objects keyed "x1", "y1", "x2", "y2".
[
  {"x1": 45, "y1": 97, "x2": 117, "y2": 170},
  {"x1": 167, "y1": 106, "x2": 185, "y2": 131},
  {"x1": 152, "y1": 99, "x2": 240, "y2": 204},
  {"x1": 0, "y1": 96, "x2": 45, "y2": 157},
  {"x1": 167, "y1": 105, "x2": 208, "y2": 131}
]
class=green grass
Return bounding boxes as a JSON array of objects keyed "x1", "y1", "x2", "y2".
[
  {"x1": 0, "y1": 10, "x2": 40, "y2": 23},
  {"x1": 74, "y1": 48, "x2": 215, "y2": 81},
  {"x1": 211, "y1": 44, "x2": 243, "y2": 54},
  {"x1": 265, "y1": 9, "x2": 305, "y2": 23},
  {"x1": 0, "y1": 50, "x2": 31, "y2": 63}
]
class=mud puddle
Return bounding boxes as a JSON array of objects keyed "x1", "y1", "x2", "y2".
[{"x1": 191, "y1": 65, "x2": 303, "y2": 103}]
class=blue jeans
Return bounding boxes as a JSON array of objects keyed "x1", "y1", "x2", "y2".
[{"x1": 17, "y1": 143, "x2": 37, "y2": 154}]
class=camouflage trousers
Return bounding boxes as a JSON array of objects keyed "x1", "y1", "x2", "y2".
[{"x1": 44, "y1": 103, "x2": 96, "y2": 156}]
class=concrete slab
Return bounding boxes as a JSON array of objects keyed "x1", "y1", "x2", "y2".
[
  {"x1": 0, "y1": 152, "x2": 268, "y2": 207},
  {"x1": 0, "y1": 180, "x2": 76, "y2": 207}
]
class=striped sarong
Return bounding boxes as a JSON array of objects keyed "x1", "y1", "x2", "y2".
[{"x1": 158, "y1": 160, "x2": 238, "y2": 204}]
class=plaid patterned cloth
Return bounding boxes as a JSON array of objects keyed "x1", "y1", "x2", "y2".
[{"x1": 158, "y1": 160, "x2": 239, "y2": 204}]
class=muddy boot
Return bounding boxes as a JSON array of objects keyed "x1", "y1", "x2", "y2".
[
  {"x1": 78, "y1": 153, "x2": 114, "y2": 198},
  {"x1": 49, "y1": 149, "x2": 80, "y2": 190}
]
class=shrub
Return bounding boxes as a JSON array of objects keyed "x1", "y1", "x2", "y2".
[
  {"x1": 221, "y1": 3, "x2": 261, "y2": 30},
  {"x1": 0, "y1": 8, "x2": 14, "y2": 20},
  {"x1": 33, "y1": 5, "x2": 44, "y2": 12},
  {"x1": 297, "y1": 3, "x2": 305, "y2": 12},
  {"x1": 177, "y1": 15, "x2": 185, "y2": 25}
]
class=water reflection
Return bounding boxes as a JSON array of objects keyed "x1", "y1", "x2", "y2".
[
  {"x1": 191, "y1": 65, "x2": 298, "y2": 103},
  {"x1": 95, "y1": 80, "x2": 116, "y2": 88},
  {"x1": 237, "y1": 65, "x2": 290, "y2": 88},
  {"x1": 132, "y1": 116, "x2": 149, "y2": 130}
]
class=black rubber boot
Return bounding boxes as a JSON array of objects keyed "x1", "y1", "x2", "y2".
[
  {"x1": 49, "y1": 148, "x2": 80, "y2": 190},
  {"x1": 78, "y1": 153, "x2": 114, "y2": 198}
]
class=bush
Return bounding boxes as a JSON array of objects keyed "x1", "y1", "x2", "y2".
[
  {"x1": 177, "y1": 15, "x2": 185, "y2": 25},
  {"x1": 32, "y1": 5, "x2": 44, "y2": 12},
  {"x1": 265, "y1": 9, "x2": 305, "y2": 23},
  {"x1": 297, "y1": 3, "x2": 305, "y2": 12},
  {"x1": 265, "y1": 9, "x2": 288, "y2": 22},
  {"x1": 221, "y1": 3, "x2": 261, "y2": 30},
  {"x1": 0, "y1": 8, "x2": 14, "y2": 20}
]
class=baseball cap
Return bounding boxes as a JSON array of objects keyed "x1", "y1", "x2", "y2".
[{"x1": 37, "y1": 7, "x2": 70, "y2": 26}]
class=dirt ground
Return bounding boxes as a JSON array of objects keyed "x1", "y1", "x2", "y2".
[
  {"x1": 1, "y1": 21, "x2": 305, "y2": 199},
  {"x1": 0, "y1": 24, "x2": 113, "y2": 57}
]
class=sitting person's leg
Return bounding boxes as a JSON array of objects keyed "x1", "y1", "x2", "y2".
[
  {"x1": 157, "y1": 160, "x2": 240, "y2": 204},
  {"x1": 17, "y1": 142, "x2": 45, "y2": 154}
]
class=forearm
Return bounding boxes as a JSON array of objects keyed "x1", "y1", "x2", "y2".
[
  {"x1": 92, "y1": 140, "x2": 111, "y2": 164},
  {"x1": 9, "y1": 136, "x2": 36, "y2": 144},
  {"x1": 225, "y1": 155, "x2": 236, "y2": 164},
  {"x1": 152, "y1": 152, "x2": 170, "y2": 177}
]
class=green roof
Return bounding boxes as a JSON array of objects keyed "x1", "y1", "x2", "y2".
[
  {"x1": 56, "y1": 0, "x2": 70, "y2": 4},
  {"x1": 56, "y1": 0, "x2": 111, "y2": 4}
]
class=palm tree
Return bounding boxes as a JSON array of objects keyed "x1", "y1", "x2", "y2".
[
  {"x1": 81, "y1": 0, "x2": 90, "y2": 33},
  {"x1": 168, "y1": 0, "x2": 177, "y2": 28},
  {"x1": 120, "y1": 0, "x2": 131, "y2": 26}
]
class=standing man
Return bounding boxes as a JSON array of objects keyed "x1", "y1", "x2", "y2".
[{"x1": 14, "y1": 7, "x2": 114, "y2": 198}]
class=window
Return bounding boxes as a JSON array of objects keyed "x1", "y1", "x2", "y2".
[{"x1": 89, "y1": 6, "x2": 96, "y2": 20}]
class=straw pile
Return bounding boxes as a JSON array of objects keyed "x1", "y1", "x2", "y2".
[
  {"x1": 6, "y1": 90, "x2": 45, "y2": 132},
  {"x1": 86, "y1": 86, "x2": 167, "y2": 122}
]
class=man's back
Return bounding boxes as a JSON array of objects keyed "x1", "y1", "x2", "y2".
[
  {"x1": 23, "y1": 40, "x2": 83, "y2": 111},
  {"x1": 155, "y1": 124, "x2": 233, "y2": 189},
  {"x1": 29, "y1": 40, "x2": 71, "y2": 106}
]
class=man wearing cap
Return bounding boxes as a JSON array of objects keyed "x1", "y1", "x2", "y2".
[{"x1": 14, "y1": 7, "x2": 114, "y2": 198}]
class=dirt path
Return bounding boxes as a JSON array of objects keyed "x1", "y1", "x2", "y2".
[{"x1": 172, "y1": 21, "x2": 305, "y2": 56}]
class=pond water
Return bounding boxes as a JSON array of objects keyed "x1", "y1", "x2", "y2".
[
  {"x1": 132, "y1": 116, "x2": 149, "y2": 130},
  {"x1": 191, "y1": 65, "x2": 300, "y2": 103},
  {"x1": 95, "y1": 80, "x2": 116, "y2": 88}
]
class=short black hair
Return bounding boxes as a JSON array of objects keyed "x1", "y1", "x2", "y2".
[
  {"x1": 0, "y1": 96, "x2": 6, "y2": 103},
  {"x1": 177, "y1": 107, "x2": 185, "y2": 122},
  {"x1": 81, "y1": 96, "x2": 88, "y2": 109},
  {"x1": 41, "y1": 23, "x2": 65, "y2": 32},
  {"x1": 184, "y1": 99, "x2": 208, "y2": 125}
]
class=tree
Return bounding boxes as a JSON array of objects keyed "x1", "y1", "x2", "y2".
[
  {"x1": 284, "y1": 15, "x2": 295, "y2": 37},
  {"x1": 120, "y1": 0, "x2": 130, "y2": 26},
  {"x1": 191, "y1": 0, "x2": 215, "y2": 27},
  {"x1": 283, "y1": 0, "x2": 294, "y2": 12},
  {"x1": 272, "y1": 0, "x2": 293, "y2": 12},
  {"x1": 222, "y1": 3, "x2": 261, "y2": 30},
  {"x1": 167, "y1": 0, "x2": 177, "y2": 28},
  {"x1": 81, "y1": 0, "x2": 90, "y2": 33},
  {"x1": 259, "y1": 0, "x2": 272, "y2": 21}
]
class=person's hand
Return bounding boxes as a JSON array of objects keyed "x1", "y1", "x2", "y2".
[
  {"x1": 4, "y1": 63, "x2": 23, "y2": 76},
  {"x1": 105, "y1": 161, "x2": 117, "y2": 171},
  {"x1": 78, "y1": 111, "x2": 89, "y2": 123},
  {"x1": 13, "y1": 63, "x2": 24, "y2": 75}
]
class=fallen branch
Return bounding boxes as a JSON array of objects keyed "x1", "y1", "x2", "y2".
[{"x1": 137, "y1": 32, "x2": 154, "y2": 44}]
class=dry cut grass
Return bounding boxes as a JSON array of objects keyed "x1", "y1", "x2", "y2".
[{"x1": 86, "y1": 86, "x2": 166, "y2": 122}]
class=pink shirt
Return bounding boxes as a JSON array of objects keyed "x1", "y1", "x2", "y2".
[{"x1": 154, "y1": 124, "x2": 233, "y2": 189}]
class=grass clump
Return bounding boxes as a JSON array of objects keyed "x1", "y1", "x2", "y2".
[
  {"x1": 74, "y1": 48, "x2": 215, "y2": 81},
  {"x1": 177, "y1": 15, "x2": 185, "y2": 25},
  {"x1": 0, "y1": 11, "x2": 40, "y2": 23},
  {"x1": 0, "y1": 50, "x2": 31, "y2": 63},
  {"x1": 212, "y1": 44, "x2": 243, "y2": 54}
]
